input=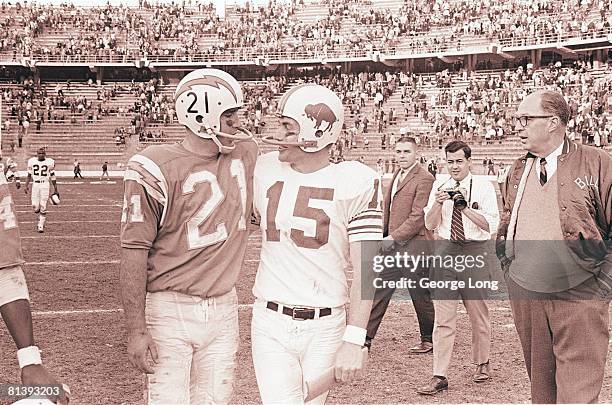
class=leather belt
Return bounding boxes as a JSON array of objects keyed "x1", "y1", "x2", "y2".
[
  {"x1": 266, "y1": 301, "x2": 332, "y2": 320},
  {"x1": 34, "y1": 180, "x2": 47, "y2": 183}
]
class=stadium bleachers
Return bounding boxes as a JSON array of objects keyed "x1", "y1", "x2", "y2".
[{"x1": 0, "y1": 0, "x2": 609, "y2": 173}]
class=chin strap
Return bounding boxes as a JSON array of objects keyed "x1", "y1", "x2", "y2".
[
  {"x1": 260, "y1": 135, "x2": 318, "y2": 150},
  {"x1": 199, "y1": 126, "x2": 253, "y2": 154}
]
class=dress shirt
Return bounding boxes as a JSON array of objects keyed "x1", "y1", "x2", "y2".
[
  {"x1": 390, "y1": 162, "x2": 417, "y2": 209},
  {"x1": 537, "y1": 140, "x2": 563, "y2": 180},
  {"x1": 424, "y1": 173, "x2": 500, "y2": 241}
]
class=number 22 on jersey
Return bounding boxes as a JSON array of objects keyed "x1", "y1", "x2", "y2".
[{"x1": 122, "y1": 159, "x2": 248, "y2": 250}]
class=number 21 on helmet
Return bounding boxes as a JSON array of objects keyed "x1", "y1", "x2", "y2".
[{"x1": 174, "y1": 68, "x2": 253, "y2": 153}]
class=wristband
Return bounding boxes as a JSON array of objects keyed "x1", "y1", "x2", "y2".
[
  {"x1": 342, "y1": 325, "x2": 367, "y2": 346},
  {"x1": 17, "y1": 346, "x2": 42, "y2": 368}
]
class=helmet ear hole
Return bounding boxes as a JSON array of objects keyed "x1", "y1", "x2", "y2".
[
  {"x1": 314, "y1": 130, "x2": 324, "y2": 138},
  {"x1": 196, "y1": 115, "x2": 204, "y2": 123}
]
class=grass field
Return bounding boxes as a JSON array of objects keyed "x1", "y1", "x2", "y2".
[{"x1": 0, "y1": 180, "x2": 610, "y2": 404}]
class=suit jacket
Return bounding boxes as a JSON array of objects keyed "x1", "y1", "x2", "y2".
[{"x1": 385, "y1": 163, "x2": 435, "y2": 245}]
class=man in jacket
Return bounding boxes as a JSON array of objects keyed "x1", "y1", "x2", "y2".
[
  {"x1": 497, "y1": 90, "x2": 611, "y2": 403},
  {"x1": 366, "y1": 136, "x2": 436, "y2": 353}
]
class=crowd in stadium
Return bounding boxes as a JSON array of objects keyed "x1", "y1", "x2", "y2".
[
  {"x1": 2, "y1": 58, "x2": 610, "y2": 157},
  {"x1": 1, "y1": 0, "x2": 611, "y2": 61}
]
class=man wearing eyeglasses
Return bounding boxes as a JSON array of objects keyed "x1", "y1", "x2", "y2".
[{"x1": 497, "y1": 90, "x2": 611, "y2": 403}]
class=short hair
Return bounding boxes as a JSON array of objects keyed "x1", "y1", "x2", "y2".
[
  {"x1": 444, "y1": 140, "x2": 471, "y2": 159},
  {"x1": 395, "y1": 136, "x2": 417, "y2": 147},
  {"x1": 537, "y1": 90, "x2": 571, "y2": 125}
]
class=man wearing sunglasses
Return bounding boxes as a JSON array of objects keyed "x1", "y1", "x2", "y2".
[{"x1": 497, "y1": 90, "x2": 611, "y2": 403}]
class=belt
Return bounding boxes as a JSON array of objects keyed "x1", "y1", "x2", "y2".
[
  {"x1": 266, "y1": 301, "x2": 332, "y2": 320},
  {"x1": 34, "y1": 180, "x2": 47, "y2": 183}
]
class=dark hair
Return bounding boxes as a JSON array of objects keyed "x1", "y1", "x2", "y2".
[
  {"x1": 396, "y1": 136, "x2": 417, "y2": 146},
  {"x1": 538, "y1": 90, "x2": 571, "y2": 126},
  {"x1": 444, "y1": 140, "x2": 471, "y2": 158}
]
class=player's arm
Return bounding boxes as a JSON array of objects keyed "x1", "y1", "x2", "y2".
[
  {"x1": 23, "y1": 167, "x2": 32, "y2": 194},
  {"x1": 333, "y1": 240, "x2": 377, "y2": 383},
  {"x1": 334, "y1": 174, "x2": 383, "y2": 382},
  {"x1": 0, "y1": 270, "x2": 69, "y2": 404},
  {"x1": 120, "y1": 159, "x2": 166, "y2": 374},
  {"x1": 120, "y1": 247, "x2": 158, "y2": 374},
  {"x1": 49, "y1": 163, "x2": 59, "y2": 195}
]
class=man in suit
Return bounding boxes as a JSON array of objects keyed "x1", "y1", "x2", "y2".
[
  {"x1": 365, "y1": 136, "x2": 436, "y2": 353},
  {"x1": 497, "y1": 90, "x2": 611, "y2": 403}
]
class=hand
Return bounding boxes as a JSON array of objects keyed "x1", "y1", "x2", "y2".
[
  {"x1": 21, "y1": 364, "x2": 70, "y2": 404},
  {"x1": 380, "y1": 236, "x2": 395, "y2": 253},
  {"x1": 434, "y1": 190, "x2": 450, "y2": 205},
  {"x1": 15, "y1": 182, "x2": 21, "y2": 190},
  {"x1": 333, "y1": 342, "x2": 368, "y2": 383},
  {"x1": 127, "y1": 330, "x2": 158, "y2": 374}
]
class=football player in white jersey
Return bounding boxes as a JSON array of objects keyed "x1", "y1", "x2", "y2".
[
  {"x1": 251, "y1": 84, "x2": 383, "y2": 404},
  {"x1": 24, "y1": 148, "x2": 59, "y2": 233},
  {"x1": 0, "y1": 166, "x2": 69, "y2": 404},
  {"x1": 0, "y1": 155, "x2": 21, "y2": 189},
  {"x1": 120, "y1": 69, "x2": 257, "y2": 405}
]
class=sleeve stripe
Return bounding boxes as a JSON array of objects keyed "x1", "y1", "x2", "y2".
[
  {"x1": 348, "y1": 214, "x2": 382, "y2": 223},
  {"x1": 126, "y1": 154, "x2": 169, "y2": 225},
  {"x1": 348, "y1": 231, "x2": 383, "y2": 241},
  {"x1": 348, "y1": 224, "x2": 383, "y2": 233},
  {"x1": 348, "y1": 220, "x2": 382, "y2": 230},
  {"x1": 351, "y1": 209, "x2": 382, "y2": 217},
  {"x1": 124, "y1": 169, "x2": 167, "y2": 205}
]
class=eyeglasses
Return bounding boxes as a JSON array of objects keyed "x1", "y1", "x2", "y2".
[{"x1": 512, "y1": 115, "x2": 555, "y2": 127}]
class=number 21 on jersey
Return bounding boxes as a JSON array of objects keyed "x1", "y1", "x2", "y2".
[{"x1": 122, "y1": 159, "x2": 248, "y2": 250}]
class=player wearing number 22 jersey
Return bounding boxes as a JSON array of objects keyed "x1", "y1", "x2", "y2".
[
  {"x1": 251, "y1": 84, "x2": 383, "y2": 404},
  {"x1": 120, "y1": 69, "x2": 256, "y2": 405},
  {"x1": 24, "y1": 148, "x2": 59, "y2": 233}
]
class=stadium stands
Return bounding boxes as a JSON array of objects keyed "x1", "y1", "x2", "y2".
[{"x1": 0, "y1": 0, "x2": 610, "y2": 173}]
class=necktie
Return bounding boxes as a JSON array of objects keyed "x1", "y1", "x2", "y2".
[
  {"x1": 398, "y1": 169, "x2": 406, "y2": 183},
  {"x1": 450, "y1": 181, "x2": 465, "y2": 244},
  {"x1": 539, "y1": 158, "x2": 547, "y2": 185}
]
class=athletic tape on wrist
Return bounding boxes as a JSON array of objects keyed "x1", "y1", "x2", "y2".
[
  {"x1": 17, "y1": 346, "x2": 42, "y2": 368},
  {"x1": 342, "y1": 325, "x2": 366, "y2": 346}
]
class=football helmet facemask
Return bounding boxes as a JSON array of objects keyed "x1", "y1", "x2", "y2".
[
  {"x1": 174, "y1": 68, "x2": 252, "y2": 154},
  {"x1": 262, "y1": 84, "x2": 344, "y2": 152}
]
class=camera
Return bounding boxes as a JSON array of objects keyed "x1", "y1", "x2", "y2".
[{"x1": 446, "y1": 190, "x2": 467, "y2": 209}]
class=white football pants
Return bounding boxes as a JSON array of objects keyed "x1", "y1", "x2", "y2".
[
  {"x1": 144, "y1": 288, "x2": 239, "y2": 405},
  {"x1": 31, "y1": 182, "x2": 50, "y2": 214},
  {"x1": 251, "y1": 299, "x2": 346, "y2": 405}
]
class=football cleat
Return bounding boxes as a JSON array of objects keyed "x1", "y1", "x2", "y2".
[
  {"x1": 174, "y1": 68, "x2": 252, "y2": 153},
  {"x1": 262, "y1": 84, "x2": 344, "y2": 152},
  {"x1": 50, "y1": 193, "x2": 60, "y2": 205}
]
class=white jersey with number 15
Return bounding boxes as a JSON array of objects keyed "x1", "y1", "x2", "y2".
[{"x1": 252, "y1": 151, "x2": 383, "y2": 308}]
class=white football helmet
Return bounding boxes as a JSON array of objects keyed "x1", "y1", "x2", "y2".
[
  {"x1": 262, "y1": 84, "x2": 344, "y2": 152},
  {"x1": 174, "y1": 68, "x2": 252, "y2": 153},
  {"x1": 50, "y1": 192, "x2": 60, "y2": 205}
]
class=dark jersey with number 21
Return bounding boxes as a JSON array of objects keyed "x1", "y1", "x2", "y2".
[{"x1": 120, "y1": 140, "x2": 258, "y2": 298}]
